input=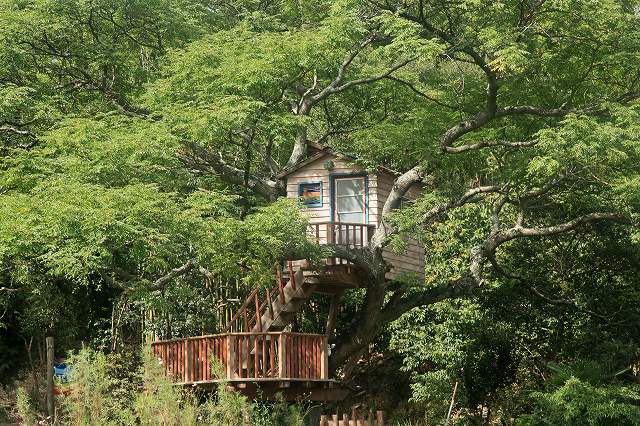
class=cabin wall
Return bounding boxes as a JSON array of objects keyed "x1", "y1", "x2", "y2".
[
  {"x1": 286, "y1": 155, "x2": 369, "y2": 245},
  {"x1": 285, "y1": 154, "x2": 425, "y2": 280}
]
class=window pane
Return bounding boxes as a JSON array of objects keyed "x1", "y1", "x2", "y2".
[
  {"x1": 337, "y1": 212, "x2": 363, "y2": 223},
  {"x1": 336, "y1": 178, "x2": 364, "y2": 196},
  {"x1": 337, "y1": 195, "x2": 364, "y2": 213}
]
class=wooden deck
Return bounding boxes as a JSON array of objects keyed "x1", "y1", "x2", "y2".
[
  {"x1": 151, "y1": 332, "x2": 346, "y2": 400},
  {"x1": 148, "y1": 222, "x2": 378, "y2": 401}
]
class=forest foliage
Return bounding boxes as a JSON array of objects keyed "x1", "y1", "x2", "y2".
[{"x1": 1, "y1": 0, "x2": 640, "y2": 424}]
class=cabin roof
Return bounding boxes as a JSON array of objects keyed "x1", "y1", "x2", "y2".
[{"x1": 276, "y1": 143, "x2": 400, "y2": 179}]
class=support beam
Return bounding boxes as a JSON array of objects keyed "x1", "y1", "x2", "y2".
[
  {"x1": 278, "y1": 334, "x2": 287, "y2": 378},
  {"x1": 46, "y1": 336, "x2": 55, "y2": 419}
]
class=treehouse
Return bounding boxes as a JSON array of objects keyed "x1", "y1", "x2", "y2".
[
  {"x1": 151, "y1": 145, "x2": 424, "y2": 401},
  {"x1": 280, "y1": 144, "x2": 425, "y2": 281}
]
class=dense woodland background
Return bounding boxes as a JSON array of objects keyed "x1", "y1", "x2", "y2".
[{"x1": 1, "y1": 0, "x2": 640, "y2": 424}]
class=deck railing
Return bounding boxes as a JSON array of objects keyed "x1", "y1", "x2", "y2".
[
  {"x1": 151, "y1": 332, "x2": 328, "y2": 384},
  {"x1": 307, "y1": 221, "x2": 376, "y2": 249}
]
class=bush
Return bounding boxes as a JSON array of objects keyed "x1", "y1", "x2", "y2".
[
  {"x1": 12, "y1": 346, "x2": 305, "y2": 425},
  {"x1": 516, "y1": 376, "x2": 640, "y2": 425}
]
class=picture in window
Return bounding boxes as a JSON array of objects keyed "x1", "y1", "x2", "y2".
[{"x1": 299, "y1": 182, "x2": 322, "y2": 207}]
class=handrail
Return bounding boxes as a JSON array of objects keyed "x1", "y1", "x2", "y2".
[
  {"x1": 309, "y1": 220, "x2": 377, "y2": 227},
  {"x1": 224, "y1": 287, "x2": 259, "y2": 333},
  {"x1": 151, "y1": 331, "x2": 328, "y2": 344}
]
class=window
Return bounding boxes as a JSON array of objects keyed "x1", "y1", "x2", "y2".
[
  {"x1": 298, "y1": 182, "x2": 323, "y2": 208},
  {"x1": 334, "y1": 177, "x2": 366, "y2": 224}
]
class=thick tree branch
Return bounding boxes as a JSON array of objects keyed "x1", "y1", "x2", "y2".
[
  {"x1": 286, "y1": 37, "x2": 415, "y2": 168},
  {"x1": 444, "y1": 139, "x2": 538, "y2": 153},
  {"x1": 147, "y1": 259, "x2": 198, "y2": 292},
  {"x1": 0, "y1": 126, "x2": 35, "y2": 137},
  {"x1": 494, "y1": 212, "x2": 629, "y2": 245},
  {"x1": 179, "y1": 144, "x2": 281, "y2": 201},
  {"x1": 370, "y1": 165, "x2": 428, "y2": 249},
  {"x1": 471, "y1": 212, "x2": 630, "y2": 284}
]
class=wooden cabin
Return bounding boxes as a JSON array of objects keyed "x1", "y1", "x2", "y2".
[
  {"x1": 279, "y1": 146, "x2": 425, "y2": 281},
  {"x1": 151, "y1": 146, "x2": 425, "y2": 401}
]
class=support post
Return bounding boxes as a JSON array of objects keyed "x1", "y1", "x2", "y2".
[
  {"x1": 320, "y1": 336, "x2": 329, "y2": 379},
  {"x1": 185, "y1": 340, "x2": 193, "y2": 383},
  {"x1": 278, "y1": 333, "x2": 287, "y2": 378},
  {"x1": 46, "y1": 336, "x2": 55, "y2": 419},
  {"x1": 376, "y1": 411, "x2": 384, "y2": 426},
  {"x1": 226, "y1": 335, "x2": 235, "y2": 379}
]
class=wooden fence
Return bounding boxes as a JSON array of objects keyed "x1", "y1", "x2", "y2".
[
  {"x1": 151, "y1": 332, "x2": 328, "y2": 383},
  {"x1": 320, "y1": 409, "x2": 384, "y2": 426}
]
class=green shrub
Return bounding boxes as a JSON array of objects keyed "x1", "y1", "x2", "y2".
[
  {"x1": 16, "y1": 387, "x2": 37, "y2": 425},
  {"x1": 516, "y1": 376, "x2": 640, "y2": 425},
  {"x1": 43, "y1": 346, "x2": 305, "y2": 425}
]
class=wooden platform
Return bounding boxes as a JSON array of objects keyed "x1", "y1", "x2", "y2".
[{"x1": 151, "y1": 332, "x2": 343, "y2": 400}]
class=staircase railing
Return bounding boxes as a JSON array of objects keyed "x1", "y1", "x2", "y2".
[
  {"x1": 151, "y1": 332, "x2": 328, "y2": 383},
  {"x1": 223, "y1": 262, "x2": 297, "y2": 333}
]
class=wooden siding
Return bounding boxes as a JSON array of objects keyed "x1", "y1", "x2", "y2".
[{"x1": 286, "y1": 154, "x2": 425, "y2": 280}]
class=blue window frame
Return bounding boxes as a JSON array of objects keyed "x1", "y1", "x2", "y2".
[{"x1": 298, "y1": 182, "x2": 323, "y2": 208}]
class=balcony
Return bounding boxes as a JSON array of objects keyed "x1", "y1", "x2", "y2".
[{"x1": 307, "y1": 221, "x2": 376, "y2": 249}]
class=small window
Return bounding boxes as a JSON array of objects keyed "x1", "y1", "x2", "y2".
[{"x1": 298, "y1": 182, "x2": 323, "y2": 208}]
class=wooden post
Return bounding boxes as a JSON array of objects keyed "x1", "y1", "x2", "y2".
[
  {"x1": 343, "y1": 413, "x2": 349, "y2": 426},
  {"x1": 185, "y1": 340, "x2": 193, "y2": 383},
  {"x1": 351, "y1": 408, "x2": 357, "y2": 426},
  {"x1": 46, "y1": 336, "x2": 54, "y2": 419},
  {"x1": 278, "y1": 333, "x2": 287, "y2": 378},
  {"x1": 226, "y1": 336, "x2": 235, "y2": 379},
  {"x1": 376, "y1": 411, "x2": 384, "y2": 426},
  {"x1": 320, "y1": 336, "x2": 329, "y2": 379},
  {"x1": 288, "y1": 261, "x2": 296, "y2": 290},
  {"x1": 320, "y1": 414, "x2": 328, "y2": 426},
  {"x1": 367, "y1": 409, "x2": 373, "y2": 426},
  {"x1": 254, "y1": 293, "x2": 262, "y2": 332},
  {"x1": 444, "y1": 381, "x2": 458, "y2": 426}
]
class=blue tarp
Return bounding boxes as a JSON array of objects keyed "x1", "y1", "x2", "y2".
[{"x1": 54, "y1": 363, "x2": 69, "y2": 383}]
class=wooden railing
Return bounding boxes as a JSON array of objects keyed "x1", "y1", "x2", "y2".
[
  {"x1": 307, "y1": 221, "x2": 376, "y2": 249},
  {"x1": 223, "y1": 262, "x2": 297, "y2": 333},
  {"x1": 151, "y1": 334, "x2": 228, "y2": 383},
  {"x1": 151, "y1": 332, "x2": 328, "y2": 383}
]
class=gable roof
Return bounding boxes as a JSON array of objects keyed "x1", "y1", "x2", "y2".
[{"x1": 276, "y1": 143, "x2": 400, "y2": 179}]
